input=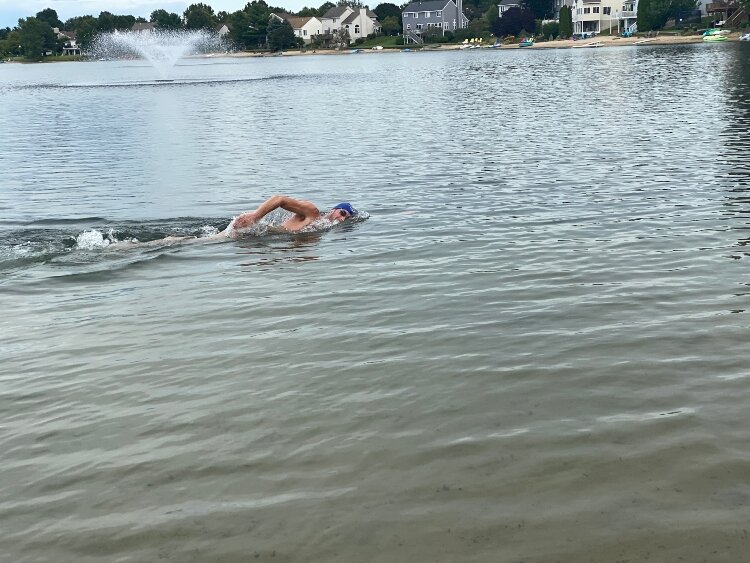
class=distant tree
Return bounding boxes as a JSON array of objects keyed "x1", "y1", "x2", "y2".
[
  {"x1": 462, "y1": 0, "x2": 498, "y2": 21},
  {"x1": 374, "y1": 3, "x2": 401, "y2": 23},
  {"x1": 337, "y1": 0, "x2": 364, "y2": 7},
  {"x1": 112, "y1": 15, "x2": 136, "y2": 30},
  {"x1": 541, "y1": 20, "x2": 559, "y2": 38},
  {"x1": 97, "y1": 11, "x2": 117, "y2": 32},
  {"x1": 637, "y1": 0, "x2": 696, "y2": 30},
  {"x1": 297, "y1": 6, "x2": 319, "y2": 16},
  {"x1": 74, "y1": 16, "x2": 99, "y2": 48},
  {"x1": 491, "y1": 7, "x2": 536, "y2": 36},
  {"x1": 485, "y1": 5, "x2": 500, "y2": 33},
  {"x1": 36, "y1": 8, "x2": 62, "y2": 29},
  {"x1": 184, "y1": 3, "x2": 218, "y2": 30},
  {"x1": 522, "y1": 0, "x2": 554, "y2": 20},
  {"x1": 317, "y1": 2, "x2": 336, "y2": 16},
  {"x1": 150, "y1": 9, "x2": 183, "y2": 29},
  {"x1": 92, "y1": 11, "x2": 133, "y2": 33},
  {"x1": 0, "y1": 29, "x2": 22, "y2": 56},
  {"x1": 332, "y1": 26, "x2": 350, "y2": 48},
  {"x1": 266, "y1": 17, "x2": 298, "y2": 50},
  {"x1": 18, "y1": 17, "x2": 55, "y2": 59},
  {"x1": 467, "y1": 15, "x2": 490, "y2": 36},
  {"x1": 558, "y1": 5, "x2": 572, "y2": 37},
  {"x1": 0, "y1": 27, "x2": 10, "y2": 40},
  {"x1": 380, "y1": 15, "x2": 401, "y2": 35}
]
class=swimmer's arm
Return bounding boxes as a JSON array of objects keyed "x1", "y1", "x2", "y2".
[{"x1": 234, "y1": 195, "x2": 318, "y2": 229}]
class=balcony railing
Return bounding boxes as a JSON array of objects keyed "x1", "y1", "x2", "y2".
[{"x1": 619, "y1": 10, "x2": 637, "y2": 17}]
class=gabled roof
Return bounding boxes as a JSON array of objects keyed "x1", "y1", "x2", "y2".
[
  {"x1": 322, "y1": 6, "x2": 351, "y2": 18},
  {"x1": 402, "y1": 0, "x2": 452, "y2": 12},
  {"x1": 340, "y1": 9, "x2": 380, "y2": 24},
  {"x1": 271, "y1": 13, "x2": 317, "y2": 29},
  {"x1": 342, "y1": 11, "x2": 359, "y2": 24}
]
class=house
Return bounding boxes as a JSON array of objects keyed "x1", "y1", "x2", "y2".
[
  {"x1": 401, "y1": 0, "x2": 469, "y2": 42},
  {"x1": 498, "y1": 0, "x2": 521, "y2": 16},
  {"x1": 216, "y1": 23, "x2": 231, "y2": 37},
  {"x1": 132, "y1": 22, "x2": 155, "y2": 34},
  {"x1": 571, "y1": 0, "x2": 637, "y2": 35},
  {"x1": 270, "y1": 13, "x2": 324, "y2": 43},
  {"x1": 319, "y1": 6, "x2": 381, "y2": 40},
  {"x1": 53, "y1": 28, "x2": 81, "y2": 56}
]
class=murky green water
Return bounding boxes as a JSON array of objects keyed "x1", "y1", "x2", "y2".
[{"x1": 2, "y1": 45, "x2": 750, "y2": 562}]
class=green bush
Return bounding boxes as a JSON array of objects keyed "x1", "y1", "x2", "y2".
[{"x1": 541, "y1": 21, "x2": 559, "y2": 38}]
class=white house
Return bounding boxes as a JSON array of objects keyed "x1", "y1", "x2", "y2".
[
  {"x1": 216, "y1": 23, "x2": 231, "y2": 37},
  {"x1": 571, "y1": 0, "x2": 638, "y2": 35},
  {"x1": 319, "y1": 6, "x2": 381, "y2": 40},
  {"x1": 53, "y1": 27, "x2": 81, "y2": 55},
  {"x1": 270, "y1": 13, "x2": 324, "y2": 43}
]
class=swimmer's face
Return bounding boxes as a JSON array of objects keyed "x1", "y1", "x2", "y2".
[{"x1": 326, "y1": 208, "x2": 352, "y2": 223}]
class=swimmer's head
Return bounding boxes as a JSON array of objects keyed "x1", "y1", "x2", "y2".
[{"x1": 326, "y1": 202, "x2": 358, "y2": 223}]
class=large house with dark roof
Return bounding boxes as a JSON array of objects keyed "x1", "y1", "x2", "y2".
[
  {"x1": 319, "y1": 6, "x2": 381, "y2": 40},
  {"x1": 401, "y1": 0, "x2": 469, "y2": 42}
]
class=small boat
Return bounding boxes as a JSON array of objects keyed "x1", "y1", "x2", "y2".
[
  {"x1": 703, "y1": 34, "x2": 727, "y2": 42},
  {"x1": 519, "y1": 38, "x2": 534, "y2": 47}
]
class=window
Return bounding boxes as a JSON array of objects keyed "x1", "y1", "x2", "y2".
[
  {"x1": 354, "y1": 24, "x2": 360, "y2": 34},
  {"x1": 583, "y1": 7, "x2": 590, "y2": 13},
  {"x1": 417, "y1": 23, "x2": 423, "y2": 29},
  {"x1": 437, "y1": 10, "x2": 442, "y2": 16},
  {"x1": 603, "y1": 6, "x2": 611, "y2": 14},
  {"x1": 414, "y1": 12, "x2": 419, "y2": 18},
  {"x1": 303, "y1": 29, "x2": 307, "y2": 35},
  {"x1": 593, "y1": 6, "x2": 599, "y2": 12},
  {"x1": 453, "y1": 19, "x2": 457, "y2": 29},
  {"x1": 425, "y1": 11, "x2": 431, "y2": 17},
  {"x1": 407, "y1": 23, "x2": 411, "y2": 29},
  {"x1": 435, "y1": 21, "x2": 442, "y2": 27}
]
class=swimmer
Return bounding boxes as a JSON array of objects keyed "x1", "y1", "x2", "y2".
[{"x1": 228, "y1": 195, "x2": 358, "y2": 234}]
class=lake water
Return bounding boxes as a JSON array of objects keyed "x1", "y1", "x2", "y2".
[{"x1": 2, "y1": 44, "x2": 750, "y2": 562}]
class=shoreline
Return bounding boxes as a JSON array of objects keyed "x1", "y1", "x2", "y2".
[
  {"x1": 2, "y1": 32, "x2": 740, "y2": 64},
  {"x1": 229, "y1": 32, "x2": 736, "y2": 57}
]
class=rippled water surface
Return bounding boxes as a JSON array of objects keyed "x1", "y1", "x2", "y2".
[{"x1": 2, "y1": 45, "x2": 750, "y2": 562}]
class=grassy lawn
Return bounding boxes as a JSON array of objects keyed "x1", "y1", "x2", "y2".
[{"x1": 354, "y1": 35, "x2": 402, "y2": 48}]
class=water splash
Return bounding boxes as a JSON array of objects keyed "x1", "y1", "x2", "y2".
[{"x1": 89, "y1": 29, "x2": 226, "y2": 80}]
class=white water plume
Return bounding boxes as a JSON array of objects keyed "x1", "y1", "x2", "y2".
[{"x1": 89, "y1": 29, "x2": 226, "y2": 80}]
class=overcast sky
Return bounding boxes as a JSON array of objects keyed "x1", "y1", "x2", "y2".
[{"x1": 0, "y1": 0, "x2": 315, "y2": 28}]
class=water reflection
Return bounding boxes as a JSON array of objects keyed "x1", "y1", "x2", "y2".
[
  {"x1": 235, "y1": 233, "x2": 322, "y2": 269},
  {"x1": 721, "y1": 43, "x2": 750, "y2": 258}
]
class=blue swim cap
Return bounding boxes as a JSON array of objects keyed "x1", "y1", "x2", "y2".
[{"x1": 332, "y1": 202, "x2": 358, "y2": 216}]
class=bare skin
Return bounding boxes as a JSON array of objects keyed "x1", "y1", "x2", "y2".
[{"x1": 229, "y1": 195, "x2": 352, "y2": 233}]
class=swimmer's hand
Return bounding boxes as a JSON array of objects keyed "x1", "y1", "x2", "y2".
[{"x1": 233, "y1": 211, "x2": 258, "y2": 230}]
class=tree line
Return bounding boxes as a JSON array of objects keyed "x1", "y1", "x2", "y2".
[{"x1": 1, "y1": 0, "x2": 717, "y2": 60}]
